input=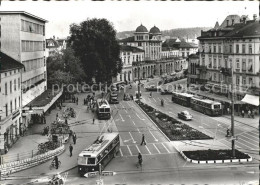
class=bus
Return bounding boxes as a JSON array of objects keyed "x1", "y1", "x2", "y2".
[
  {"x1": 190, "y1": 96, "x2": 222, "y2": 116},
  {"x1": 77, "y1": 133, "x2": 120, "y2": 176},
  {"x1": 172, "y1": 92, "x2": 194, "y2": 107},
  {"x1": 96, "y1": 99, "x2": 111, "y2": 120}
]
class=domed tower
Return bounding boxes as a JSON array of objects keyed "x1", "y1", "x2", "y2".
[
  {"x1": 134, "y1": 24, "x2": 149, "y2": 42},
  {"x1": 149, "y1": 26, "x2": 162, "y2": 40}
]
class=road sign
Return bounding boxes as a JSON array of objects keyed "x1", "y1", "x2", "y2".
[
  {"x1": 102, "y1": 171, "x2": 116, "y2": 176},
  {"x1": 84, "y1": 171, "x2": 99, "y2": 178}
]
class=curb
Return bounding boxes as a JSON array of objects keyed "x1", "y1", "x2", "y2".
[
  {"x1": 223, "y1": 115, "x2": 258, "y2": 129},
  {"x1": 179, "y1": 150, "x2": 253, "y2": 164},
  {"x1": 133, "y1": 101, "x2": 171, "y2": 142}
]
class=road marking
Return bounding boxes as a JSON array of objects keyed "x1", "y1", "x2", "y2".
[
  {"x1": 127, "y1": 145, "x2": 132, "y2": 156},
  {"x1": 236, "y1": 136, "x2": 258, "y2": 148},
  {"x1": 145, "y1": 145, "x2": 151, "y2": 154},
  {"x1": 132, "y1": 121, "x2": 136, "y2": 125},
  {"x1": 135, "y1": 113, "x2": 145, "y2": 121},
  {"x1": 129, "y1": 132, "x2": 136, "y2": 143},
  {"x1": 161, "y1": 143, "x2": 170, "y2": 153},
  {"x1": 113, "y1": 104, "x2": 117, "y2": 108},
  {"x1": 243, "y1": 132, "x2": 259, "y2": 140},
  {"x1": 119, "y1": 148, "x2": 123, "y2": 156},
  {"x1": 166, "y1": 97, "x2": 171, "y2": 101},
  {"x1": 149, "y1": 129, "x2": 158, "y2": 142},
  {"x1": 153, "y1": 144, "x2": 161, "y2": 154},
  {"x1": 126, "y1": 101, "x2": 131, "y2": 106},
  {"x1": 129, "y1": 115, "x2": 131, "y2": 119},
  {"x1": 137, "y1": 128, "x2": 141, "y2": 133},
  {"x1": 120, "y1": 103, "x2": 127, "y2": 113},
  {"x1": 136, "y1": 145, "x2": 141, "y2": 153},
  {"x1": 152, "y1": 98, "x2": 157, "y2": 102},
  {"x1": 119, "y1": 114, "x2": 125, "y2": 122}
]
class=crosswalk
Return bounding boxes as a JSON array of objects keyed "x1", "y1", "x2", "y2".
[{"x1": 118, "y1": 142, "x2": 177, "y2": 157}]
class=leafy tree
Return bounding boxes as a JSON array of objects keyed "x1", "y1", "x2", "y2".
[
  {"x1": 47, "y1": 47, "x2": 86, "y2": 88},
  {"x1": 68, "y1": 18, "x2": 122, "y2": 83}
]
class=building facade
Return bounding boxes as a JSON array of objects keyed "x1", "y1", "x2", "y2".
[
  {"x1": 46, "y1": 36, "x2": 67, "y2": 57},
  {"x1": 0, "y1": 11, "x2": 48, "y2": 126},
  {"x1": 0, "y1": 52, "x2": 24, "y2": 154},
  {"x1": 197, "y1": 14, "x2": 259, "y2": 110},
  {"x1": 187, "y1": 53, "x2": 199, "y2": 85}
]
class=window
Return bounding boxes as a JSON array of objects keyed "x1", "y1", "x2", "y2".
[
  {"x1": 213, "y1": 46, "x2": 216, "y2": 53},
  {"x1": 209, "y1": 58, "x2": 212, "y2": 67},
  {"x1": 248, "y1": 59, "x2": 253, "y2": 72},
  {"x1": 5, "y1": 82, "x2": 7, "y2": 95},
  {"x1": 236, "y1": 44, "x2": 239, "y2": 53},
  {"x1": 5, "y1": 104, "x2": 8, "y2": 117},
  {"x1": 248, "y1": 44, "x2": 252, "y2": 54},
  {"x1": 209, "y1": 46, "x2": 211, "y2": 53},
  {"x1": 213, "y1": 73, "x2": 217, "y2": 81},
  {"x1": 218, "y1": 45, "x2": 221, "y2": 53},
  {"x1": 242, "y1": 77, "x2": 246, "y2": 85},
  {"x1": 138, "y1": 42, "x2": 141, "y2": 46},
  {"x1": 213, "y1": 58, "x2": 217, "y2": 67},
  {"x1": 236, "y1": 76, "x2": 240, "y2": 85},
  {"x1": 15, "y1": 98, "x2": 17, "y2": 110},
  {"x1": 10, "y1": 81, "x2": 12, "y2": 93},
  {"x1": 19, "y1": 96, "x2": 20, "y2": 107},
  {"x1": 236, "y1": 59, "x2": 240, "y2": 69},
  {"x1": 10, "y1": 101, "x2": 12, "y2": 113},
  {"x1": 229, "y1": 45, "x2": 232, "y2": 53},
  {"x1": 14, "y1": 79, "x2": 16, "y2": 91},
  {"x1": 242, "y1": 44, "x2": 245, "y2": 53},
  {"x1": 242, "y1": 59, "x2": 246, "y2": 71}
]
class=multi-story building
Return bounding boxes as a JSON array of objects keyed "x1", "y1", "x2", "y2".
[
  {"x1": 162, "y1": 38, "x2": 198, "y2": 58},
  {"x1": 46, "y1": 36, "x2": 67, "y2": 57},
  {"x1": 0, "y1": 52, "x2": 24, "y2": 154},
  {"x1": 0, "y1": 11, "x2": 48, "y2": 126},
  {"x1": 197, "y1": 14, "x2": 259, "y2": 111},
  {"x1": 187, "y1": 53, "x2": 199, "y2": 85},
  {"x1": 119, "y1": 25, "x2": 162, "y2": 60},
  {"x1": 116, "y1": 45, "x2": 144, "y2": 83}
]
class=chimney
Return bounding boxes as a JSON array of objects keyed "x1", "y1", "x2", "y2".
[
  {"x1": 53, "y1": 35, "x2": 55, "y2": 40},
  {"x1": 253, "y1": 14, "x2": 257, "y2": 21}
]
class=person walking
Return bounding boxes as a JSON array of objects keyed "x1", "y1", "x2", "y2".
[
  {"x1": 69, "y1": 144, "x2": 73, "y2": 157},
  {"x1": 72, "y1": 132, "x2": 77, "y2": 145},
  {"x1": 93, "y1": 117, "x2": 95, "y2": 124},
  {"x1": 140, "y1": 134, "x2": 146, "y2": 146},
  {"x1": 248, "y1": 109, "x2": 251, "y2": 118},
  {"x1": 241, "y1": 109, "x2": 245, "y2": 118},
  {"x1": 53, "y1": 156, "x2": 59, "y2": 169}
]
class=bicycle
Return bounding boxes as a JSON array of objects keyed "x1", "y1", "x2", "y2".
[{"x1": 50, "y1": 160, "x2": 61, "y2": 170}]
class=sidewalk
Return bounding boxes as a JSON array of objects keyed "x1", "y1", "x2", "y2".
[
  {"x1": 223, "y1": 114, "x2": 259, "y2": 129},
  {"x1": 1, "y1": 91, "x2": 119, "y2": 181}
]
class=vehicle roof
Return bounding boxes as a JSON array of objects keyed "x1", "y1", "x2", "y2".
[
  {"x1": 191, "y1": 97, "x2": 221, "y2": 105},
  {"x1": 96, "y1": 99, "x2": 110, "y2": 107},
  {"x1": 78, "y1": 133, "x2": 119, "y2": 157},
  {"x1": 172, "y1": 92, "x2": 194, "y2": 98},
  {"x1": 181, "y1": 110, "x2": 190, "y2": 114}
]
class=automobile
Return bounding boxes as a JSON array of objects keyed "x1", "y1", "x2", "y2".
[
  {"x1": 110, "y1": 92, "x2": 118, "y2": 97},
  {"x1": 170, "y1": 72, "x2": 176, "y2": 76},
  {"x1": 135, "y1": 91, "x2": 142, "y2": 99},
  {"x1": 145, "y1": 85, "x2": 157, "y2": 91},
  {"x1": 160, "y1": 88, "x2": 172, "y2": 95},
  {"x1": 109, "y1": 96, "x2": 119, "y2": 104},
  {"x1": 178, "y1": 111, "x2": 192, "y2": 121}
]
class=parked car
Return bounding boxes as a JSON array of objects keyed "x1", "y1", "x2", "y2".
[
  {"x1": 160, "y1": 88, "x2": 172, "y2": 95},
  {"x1": 178, "y1": 111, "x2": 192, "y2": 121},
  {"x1": 145, "y1": 85, "x2": 157, "y2": 91}
]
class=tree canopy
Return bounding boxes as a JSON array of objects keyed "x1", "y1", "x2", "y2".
[
  {"x1": 68, "y1": 18, "x2": 122, "y2": 83},
  {"x1": 47, "y1": 47, "x2": 86, "y2": 88}
]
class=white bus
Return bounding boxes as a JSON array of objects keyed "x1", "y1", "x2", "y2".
[
  {"x1": 77, "y1": 133, "x2": 120, "y2": 176},
  {"x1": 96, "y1": 99, "x2": 111, "y2": 120}
]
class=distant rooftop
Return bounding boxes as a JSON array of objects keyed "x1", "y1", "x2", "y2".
[{"x1": 0, "y1": 11, "x2": 48, "y2": 22}]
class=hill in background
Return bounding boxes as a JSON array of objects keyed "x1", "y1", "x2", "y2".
[{"x1": 116, "y1": 27, "x2": 211, "y2": 40}]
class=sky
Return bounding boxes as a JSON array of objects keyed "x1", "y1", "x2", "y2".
[{"x1": 0, "y1": 1, "x2": 258, "y2": 38}]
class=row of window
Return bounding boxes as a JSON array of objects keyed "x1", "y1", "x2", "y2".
[
  {"x1": 21, "y1": 40, "x2": 45, "y2": 52},
  {"x1": 202, "y1": 44, "x2": 254, "y2": 54},
  {"x1": 121, "y1": 54, "x2": 143, "y2": 64},
  {"x1": 21, "y1": 19, "x2": 45, "y2": 35},
  {"x1": 4, "y1": 97, "x2": 21, "y2": 117},
  {"x1": 22, "y1": 57, "x2": 45, "y2": 72},
  {"x1": 3, "y1": 78, "x2": 21, "y2": 95},
  {"x1": 22, "y1": 73, "x2": 45, "y2": 89},
  {"x1": 209, "y1": 72, "x2": 254, "y2": 85}
]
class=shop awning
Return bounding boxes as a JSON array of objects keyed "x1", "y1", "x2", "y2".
[{"x1": 241, "y1": 94, "x2": 259, "y2": 106}]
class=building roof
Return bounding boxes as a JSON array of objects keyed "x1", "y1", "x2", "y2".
[
  {"x1": 0, "y1": 51, "x2": 24, "y2": 72},
  {"x1": 224, "y1": 21, "x2": 260, "y2": 38},
  {"x1": 188, "y1": 53, "x2": 199, "y2": 59},
  {"x1": 46, "y1": 38, "x2": 60, "y2": 48},
  {"x1": 0, "y1": 11, "x2": 48, "y2": 22},
  {"x1": 120, "y1": 45, "x2": 144, "y2": 53},
  {"x1": 162, "y1": 39, "x2": 197, "y2": 49},
  {"x1": 150, "y1": 26, "x2": 161, "y2": 34},
  {"x1": 135, "y1": 24, "x2": 148, "y2": 33}
]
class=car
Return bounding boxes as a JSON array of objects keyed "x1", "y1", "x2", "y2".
[
  {"x1": 110, "y1": 92, "x2": 118, "y2": 97},
  {"x1": 178, "y1": 111, "x2": 192, "y2": 121},
  {"x1": 145, "y1": 85, "x2": 157, "y2": 91},
  {"x1": 160, "y1": 89, "x2": 172, "y2": 95},
  {"x1": 109, "y1": 96, "x2": 119, "y2": 104}
]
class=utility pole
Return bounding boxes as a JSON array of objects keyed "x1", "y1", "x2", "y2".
[
  {"x1": 137, "y1": 64, "x2": 141, "y2": 101},
  {"x1": 230, "y1": 65, "x2": 235, "y2": 157}
]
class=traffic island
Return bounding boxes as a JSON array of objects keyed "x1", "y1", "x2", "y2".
[
  {"x1": 180, "y1": 149, "x2": 252, "y2": 164},
  {"x1": 136, "y1": 101, "x2": 212, "y2": 141}
]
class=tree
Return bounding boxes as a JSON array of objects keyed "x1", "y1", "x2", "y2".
[
  {"x1": 47, "y1": 47, "x2": 86, "y2": 88},
  {"x1": 68, "y1": 18, "x2": 122, "y2": 83}
]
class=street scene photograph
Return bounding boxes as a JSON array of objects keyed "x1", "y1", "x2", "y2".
[{"x1": 0, "y1": 1, "x2": 259, "y2": 184}]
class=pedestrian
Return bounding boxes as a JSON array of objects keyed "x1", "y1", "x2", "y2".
[
  {"x1": 227, "y1": 107, "x2": 230, "y2": 115},
  {"x1": 150, "y1": 92, "x2": 152, "y2": 98},
  {"x1": 69, "y1": 144, "x2": 73, "y2": 157},
  {"x1": 53, "y1": 156, "x2": 59, "y2": 169},
  {"x1": 56, "y1": 113, "x2": 59, "y2": 120},
  {"x1": 93, "y1": 117, "x2": 95, "y2": 124},
  {"x1": 241, "y1": 109, "x2": 245, "y2": 118},
  {"x1": 248, "y1": 109, "x2": 251, "y2": 118},
  {"x1": 73, "y1": 132, "x2": 77, "y2": 145},
  {"x1": 140, "y1": 134, "x2": 146, "y2": 145}
]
